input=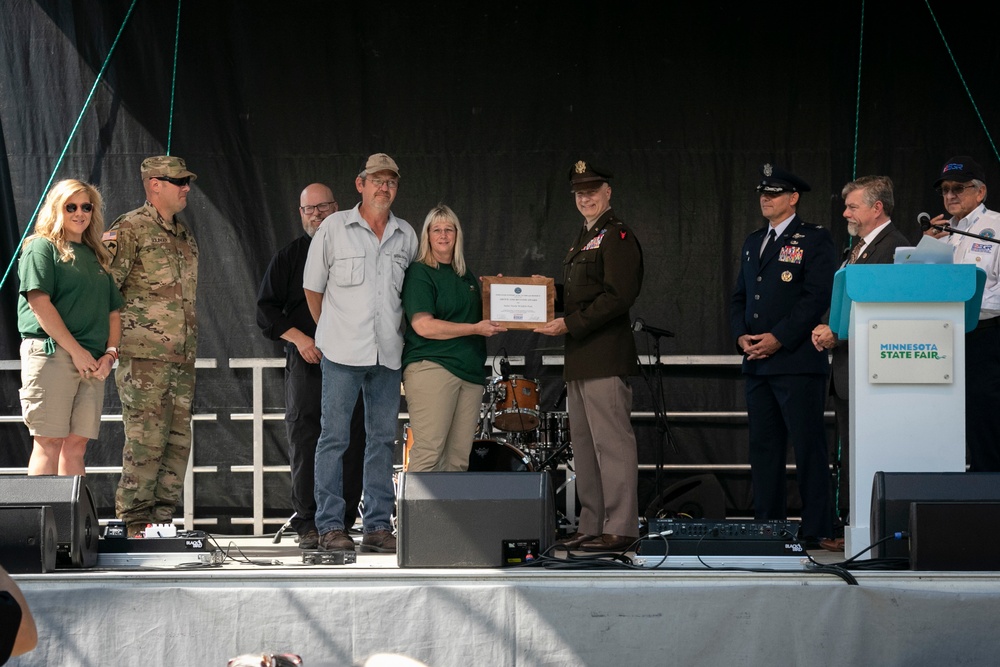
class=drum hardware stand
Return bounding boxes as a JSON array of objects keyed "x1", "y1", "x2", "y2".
[
  {"x1": 633, "y1": 319, "x2": 676, "y2": 513},
  {"x1": 536, "y1": 438, "x2": 574, "y2": 471}
]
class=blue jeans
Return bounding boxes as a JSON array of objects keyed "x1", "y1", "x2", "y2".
[{"x1": 315, "y1": 359, "x2": 400, "y2": 534}]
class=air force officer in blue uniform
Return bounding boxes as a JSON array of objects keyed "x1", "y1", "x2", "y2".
[{"x1": 730, "y1": 165, "x2": 837, "y2": 542}]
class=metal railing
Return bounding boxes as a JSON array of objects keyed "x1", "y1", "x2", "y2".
[{"x1": 2, "y1": 354, "x2": 786, "y2": 533}]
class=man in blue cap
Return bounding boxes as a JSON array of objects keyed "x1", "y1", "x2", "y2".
[
  {"x1": 730, "y1": 164, "x2": 837, "y2": 545},
  {"x1": 925, "y1": 155, "x2": 1000, "y2": 472}
]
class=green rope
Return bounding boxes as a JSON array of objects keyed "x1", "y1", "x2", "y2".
[
  {"x1": 834, "y1": 0, "x2": 867, "y2": 521},
  {"x1": 0, "y1": 0, "x2": 139, "y2": 292},
  {"x1": 851, "y1": 0, "x2": 864, "y2": 181},
  {"x1": 167, "y1": 0, "x2": 182, "y2": 155},
  {"x1": 924, "y1": 0, "x2": 1000, "y2": 165}
]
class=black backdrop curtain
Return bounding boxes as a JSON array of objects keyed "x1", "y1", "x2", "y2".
[{"x1": 2, "y1": 0, "x2": 998, "y2": 527}]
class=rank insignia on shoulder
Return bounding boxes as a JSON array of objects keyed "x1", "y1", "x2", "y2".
[{"x1": 781, "y1": 271, "x2": 793, "y2": 282}]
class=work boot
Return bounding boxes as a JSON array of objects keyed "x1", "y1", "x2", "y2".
[
  {"x1": 318, "y1": 529, "x2": 355, "y2": 551},
  {"x1": 360, "y1": 530, "x2": 396, "y2": 553},
  {"x1": 297, "y1": 529, "x2": 319, "y2": 550}
]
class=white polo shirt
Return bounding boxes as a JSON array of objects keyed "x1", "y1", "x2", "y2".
[
  {"x1": 303, "y1": 203, "x2": 418, "y2": 369},
  {"x1": 947, "y1": 204, "x2": 1000, "y2": 318}
]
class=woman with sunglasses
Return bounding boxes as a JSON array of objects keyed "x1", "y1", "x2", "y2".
[
  {"x1": 17, "y1": 179, "x2": 123, "y2": 475},
  {"x1": 401, "y1": 205, "x2": 505, "y2": 472}
]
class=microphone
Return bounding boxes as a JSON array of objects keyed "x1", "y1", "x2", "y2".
[
  {"x1": 632, "y1": 318, "x2": 674, "y2": 338},
  {"x1": 499, "y1": 357, "x2": 511, "y2": 381},
  {"x1": 918, "y1": 212, "x2": 932, "y2": 232}
]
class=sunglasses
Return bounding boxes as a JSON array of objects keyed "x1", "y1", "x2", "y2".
[
  {"x1": 936, "y1": 183, "x2": 979, "y2": 196},
  {"x1": 65, "y1": 203, "x2": 94, "y2": 213},
  {"x1": 152, "y1": 175, "x2": 191, "y2": 187}
]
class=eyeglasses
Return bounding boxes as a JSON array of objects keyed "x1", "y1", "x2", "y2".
[
  {"x1": 368, "y1": 177, "x2": 399, "y2": 189},
  {"x1": 65, "y1": 203, "x2": 94, "y2": 213},
  {"x1": 937, "y1": 183, "x2": 979, "y2": 196},
  {"x1": 152, "y1": 175, "x2": 191, "y2": 187},
  {"x1": 300, "y1": 201, "x2": 336, "y2": 215}
]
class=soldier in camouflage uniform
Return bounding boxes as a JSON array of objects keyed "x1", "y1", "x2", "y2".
[{"x1": 103, "y1": 155, "x2": 199, "y2": 537}]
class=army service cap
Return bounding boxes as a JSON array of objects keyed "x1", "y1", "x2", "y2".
[
  {"x1": 756, "y1": 163, "x2": 810, "y2": 193},
  {"x1": 933, "y1": 155, "x2": 985, "y2": 188},
  {"x1": 364, "y1": 153, "x2": 400, "y2": 177},
  {"x1": 569, "y1": 160, "x2": 613, "y2": 192},
  {"x1": 141, "y1": 155, "x2": 198, "y2": 181}
]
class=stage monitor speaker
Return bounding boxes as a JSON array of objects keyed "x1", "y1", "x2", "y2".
[
  {"x1": 644, "y1": 473, "x2": 726, "y2": 521},
  {"x1": 397, "y1": 471, "x2": 555, "y2": 567},
  {"x1": 0, "y1": 506, "x2": 58, "y2": 573},
  {"x1": 870, "y1": 472, "x2": 1000, "y2": 559},
  {"x1": 909, "y1": 502, "x2": 1000, "y2": 571},
  {"x1": 0, "y1": 476, "x2": 99, "y2": 568}
]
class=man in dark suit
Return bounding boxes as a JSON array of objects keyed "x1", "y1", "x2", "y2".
[
  {"x1": 536, "y1": 161, "x2": 644, "y2": 552},
  {"x1": 730, "y1": 164, "x2": 837, "y2": 544},
  {"x1": 812, "y1": 176, "x2": 911, "y2": 548}
]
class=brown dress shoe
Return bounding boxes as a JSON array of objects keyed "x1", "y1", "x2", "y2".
[
  {"x1": 579, "y1": 534, "x2": 637, "y2": 552},
  {"x1": 819, "y1": 537, "x2": 845, "y2": 552},
  {"x1": 554, "y1": 532, "x2": 597, "y2": 549},
  {"x1": 318, "y1": 529, "x2": 355, "y2": 551}
]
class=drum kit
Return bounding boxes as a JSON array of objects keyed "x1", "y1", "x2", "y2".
[{"x1": 402, "y1": 374, "x2": 574, "y2": 473}]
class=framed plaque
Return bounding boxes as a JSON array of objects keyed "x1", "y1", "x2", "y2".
[{"x1": 481, "y1": 276, "x2": 555, "y2": 330}]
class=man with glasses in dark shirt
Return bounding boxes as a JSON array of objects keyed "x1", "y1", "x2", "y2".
[
  {"x1": 257, "y1": 184, "x2": 367, "y2": 549},
  {"x1": 924, "y1": 156, "x2": 1000, "y2": 471}
]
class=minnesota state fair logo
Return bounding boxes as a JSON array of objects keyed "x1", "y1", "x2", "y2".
[{"x1": 879, "y1": 342, "x2": 942, "y2": 360}]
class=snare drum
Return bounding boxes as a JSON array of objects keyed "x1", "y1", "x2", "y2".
[
  {"x1": 539, "y1": 411, "x2": 571, "y2": 447},
  {"x1": 492, "y1": 375, "x2": 540, "y2": 432},
  {"x1": 467, "y1": 440, "x2": 533, "y2": 472}
]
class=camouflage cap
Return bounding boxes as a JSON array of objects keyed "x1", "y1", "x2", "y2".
[
  {"x1": 140, "y1": 155, "x2": 198, "y2": 181},
  {"x1": 364, "y1": 153, "x2": 400, "y2": 177}
]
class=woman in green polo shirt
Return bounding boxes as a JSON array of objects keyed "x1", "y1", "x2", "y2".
[
  {"x1": 401, "y1": 205, "x2": 506, "y2": 471},
  {"x1": 17, "y1": 179, "x2": 123, "y2": 475}
]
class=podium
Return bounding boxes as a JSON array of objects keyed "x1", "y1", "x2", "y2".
[{"x1": 830, "y1": 264, "x2": 985, "y2": 557}]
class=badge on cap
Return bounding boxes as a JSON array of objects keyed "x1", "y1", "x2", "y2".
[
  {"x1": 763, "y1": 163, "x2": 773, "y2": 177},
  {"x1": 575, "y1": 161, "x2": 587, "y2": 174},
  {"x1": 781, "y1": 271, "x2": 793, "y2": 282}
]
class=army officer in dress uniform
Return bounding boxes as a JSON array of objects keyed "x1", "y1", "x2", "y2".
[
  {"x1": 730, "y1": 164, "x2": 837, "y2": 545},
  {"x1": 536, "y1": 161, "x2": 644, "y2": 552}
]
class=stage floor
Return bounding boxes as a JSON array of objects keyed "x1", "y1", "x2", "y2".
[{"x1": 9, "y1": 535, "x2": 1000, "y2": 667}]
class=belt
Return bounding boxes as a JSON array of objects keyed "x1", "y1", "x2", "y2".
[{"x1": 975, "y1": 317, "x2": 1000, "y2": 330}]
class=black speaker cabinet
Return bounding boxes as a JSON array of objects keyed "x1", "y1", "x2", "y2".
[
  {"x1": 0, "y1": 476, "x2": 99, "y2": 568},
  {"x1": 909, "y1": 502, "x2": 1000, "y2": 571},
  {"x1": 643, "y1": 473, "x2": 726, "y2": 521},
  {"x1": 397, "y1": 471, "x2": 555, "y2": 567},
  {"x1": 870, "y1": 472, "x2": 1000, "y2": 559},
  {"x1": 0, "y1": 506, "x2": 58, "y2": 573}
]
